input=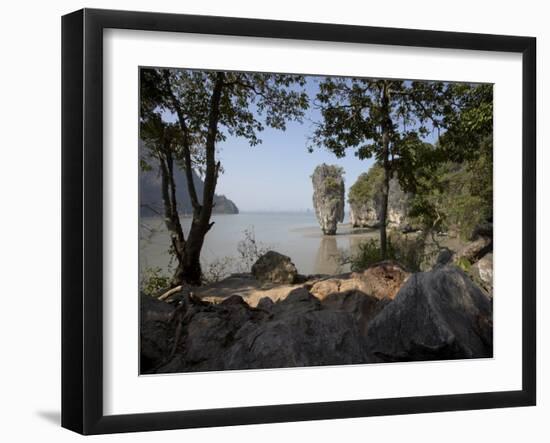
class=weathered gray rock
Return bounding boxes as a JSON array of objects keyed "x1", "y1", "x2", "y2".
[
  {"x1": 309, "y1": 261, "x2": 410, "y2": 301},
  {"x1": 386, "y1": 177, "x2": 410, "y2": 228},
  {"x1": 470, "y1": 222, "x2": 493, "y2": 241},
  {"x1": 141, "y1": 265, "x2": 493, "y2": 373},
  {"x1": 311, "y1": 164, "x2": 345, "y2": 235},
  {"x1": 349, "y1": 168, "x2": 411, "y2": 230},
  {"x1": 454, "y1": 236, "x2": 492, "y2": 264},
  {"x1": 251, "y1": 251, "x2": 298, "y2": 284},
  {"x1": 435, "y1": 247, "x2": 454, "y2": 266},
  {"x1": 349, "y1": 193, "x2": 379, "y2": 228},
  {"x1": 366, "y1": 265, "x2": 493, "y2": 362},
  {"x1": 140, "y1": 293, "x2": 175, "y2": 373},
  {"x1": 470, "y1": 253, "x2": 493, "y2": 297},
  {"x1": 148, "y1": 287, "x2": 379, "y2": 373}
]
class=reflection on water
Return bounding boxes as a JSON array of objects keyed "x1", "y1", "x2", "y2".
[
  {"x1": 139, "y1": 212, "x2": 378, "y2": 276},
  {"x1": 314, "y1": 236, "x2": 342, "y2": 275}
]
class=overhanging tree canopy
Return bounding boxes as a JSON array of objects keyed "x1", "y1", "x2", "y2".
[
  {"x1": 140, "y1": 68, "x2": 308, "y2": 285},
  {"x1": 309, "y1": 77, "x2": 483, "y2": 256}
]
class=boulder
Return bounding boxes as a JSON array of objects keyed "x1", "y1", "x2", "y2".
[
  {"x1": 311, "y1": 164, "x2": 345, "y2": 235},
  {"x1": 309, "y1": 278, "x2": 342, "y2": 300},
  {"x1": 140, "y1": 293, "x2": 175, "y2": 373},
  {"x1": 150, "y1": 286, "x2": 376, "y2": 373},
  {"x1": 251, "y1": 251, "x2": 298, "y2": 284},
  {"x1": 141, "y1": 265, "x2": 493, "y2": 373},
  {"x1": 360, "y1": 261, "x2": 411, "y2": 299},
  {"x1": 309, "y1": 261, "x2": 410, "y2": 301},
  {"x1": 470, "y1": 222, "x2": 493, "y2": 241},
  {"x1": 470, "y1": 253, "x2": 493, "y2": 296},
  {"x1": 454, "y1": 236, "x2": 492, "y2": 264},
  {"x1": 435, "y1": 248, "x2": 454, "y2": 266},
  {"x1": 366, "y1": 265, "x2": 493, "y2": 362}
]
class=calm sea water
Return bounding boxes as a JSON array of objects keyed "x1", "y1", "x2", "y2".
[{"x1": 139, "y1": 212, "x2": 378, "y2": 276}]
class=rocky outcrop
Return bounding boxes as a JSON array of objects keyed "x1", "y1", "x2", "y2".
[
  {"x1": 311, "y1": 164, "x2": 345, "y2": 235},
  {"x1": 366, "y1": 265, "x2": 493, "y2": 362},
  {"x1": 349, "y1": 202, "x2": 378, "y2": 228},
  {"x1": 192, "y1": 261, "x2": 409, "y2": 307},
  {"x1": 141, "y1": 288, "x2": 378, "y2": 373},
  {"x1": 212, "y1": 194, "x2": 239, "y2": 214},
  {"x1": 454, "y1": 236, "x2": 492, "y2": 264},
  {"x1": 386, "y1": 177, "x2": 410, "y2": 228},
  {"x1": 348, "y1": 165, "x2": 410, "y2": 230},
  {"x1": 450, "y1": 223, "x2": 493, "y2": 296},
  {"x1": 310, "y1": 261, "x2": 410, "y2": 301},
  {"x1": 470, "y1": 253, "x2": 493, "y2": 297},
  {"x1": 140, "y1": 293, "x2": 175, "y2": 372},
  {"x1": 141, "y1": 262, "x2": 492, "y2": 373},
  {"x1": 251, "y1": 251, "x2": 298, "y2": 285}
]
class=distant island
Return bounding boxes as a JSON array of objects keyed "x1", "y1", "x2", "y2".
[{"x1": 139, "y1": 141, "x2": 239, "y2": 217}]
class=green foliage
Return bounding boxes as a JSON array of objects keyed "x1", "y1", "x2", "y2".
[
  {"x1": 140, "y1": 267, "x2": 171, "y2": 297},
  {"x1": 324, "y1": 176, "x2": 341, "y2": 192},
  {"x1": 408, "y1": 83, "x2": 494, "y2": 239},
  {"x1": 348, "y1": 239, "x2": 384, "y2": 271},
  {"x1": 348, "y1": 235, "x2": 426, "y2": 272},
  {"x1": 348, "y1": 164, "x2": 384, "y2": 205},
  {"x1": 139, "y1": 158, "x2": 153, "y2": 172},
  {"x1": 310, "y1": 78, "x2": 451, "y2": 172},
  {"x1": 140, "y1": 68, "x2": 309, "y2": 284},
  {"x1": 314, "y1": 165, "x2": 345, "y2": 196},
  {"x1": 311, "y1": 78, "x2": 492, "y2": 251},
  {"x1": 409, "y1": 136, "x2": 492, "y2": 239},
  {"x1": 309, "y1": 78, "x2": 460, "y2": 255},
  {"x1": 439, "y1": 83, "x2": 493, "y2": 161},
  {"x1": 455, "y1": 256, "x2": 472, "y2": 272},
  {"x1": 141, "y1": 68, "x2": 309, "y2": 153}
]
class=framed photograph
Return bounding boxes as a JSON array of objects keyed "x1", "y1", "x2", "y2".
[{"x1": 62, "y1": 8, "x2": 536, "y2": 434}]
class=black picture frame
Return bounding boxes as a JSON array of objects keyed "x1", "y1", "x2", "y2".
[{"x1": 61, "y1": 8, "x2": 536, "y2": 435}]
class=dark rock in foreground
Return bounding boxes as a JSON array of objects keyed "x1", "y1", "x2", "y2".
[
  {"x1": 366, "y1": 265, "x2": 493, "y2": 362},
  {"x1": 141, "y1": 287, "x2": 381, "y2": 373},
  {"x1": 141, "y1": 265, "x2": 493, "y2": 373}
]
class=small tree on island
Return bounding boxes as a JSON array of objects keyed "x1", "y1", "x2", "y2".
[
  {"x1": 141, "y1": 68, "x2": 308, "y2": 286},
  {"x1": 309, "y1": 78, "x2": 477, "y2": 257}
]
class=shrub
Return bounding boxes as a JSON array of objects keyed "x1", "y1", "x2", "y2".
[
  {"x1": 236, "y1": 227, "x2": 270, "y2": 271},
  {"x1": 140, "y1": 266, "x2": 171, "y2": 296},
  {"x1": 202, "y1": 256, "x2": 238, "y2": 284},
  {"x1": 201, "y1": 227, "x2": 271, "y2": 284},
  {"x1": 348, "y1": 233, "x2": 432, "y2": 273}
]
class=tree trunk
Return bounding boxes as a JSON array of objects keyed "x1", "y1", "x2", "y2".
[
  {"x1": 154, "y1": 136, "x2": 187, "y2": 287},
  {"x1": 171, "y1": 72, "x2": 226, "y2": 286},
  {"x1": 379, "y1": 81, "x2": 392, "y2": 259},
  {"x1": 379, "y1": 160, "x2": 390, "y2": 258}
]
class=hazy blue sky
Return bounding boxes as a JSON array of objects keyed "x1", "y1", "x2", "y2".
[{"x1": 165, "y1": 77, "x2": 440, "y2": 212}]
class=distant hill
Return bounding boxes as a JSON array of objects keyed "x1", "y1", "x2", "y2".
[{"x1": 139, "y1": 144, "x2": 239, "y2": 217}]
